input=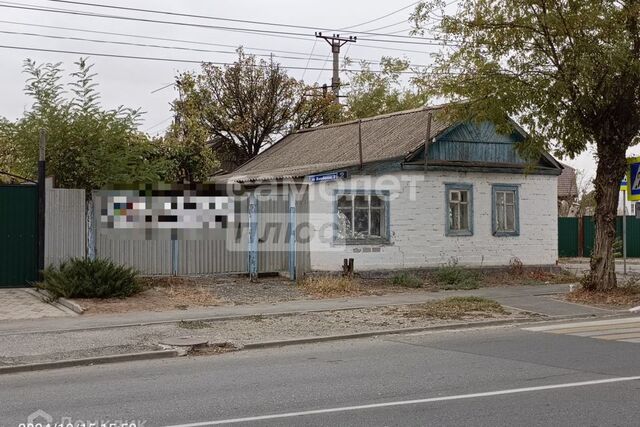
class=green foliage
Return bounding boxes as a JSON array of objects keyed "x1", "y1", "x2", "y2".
[
  {"x1": 171, "y1": 49, "x2": 339, "y2": 170},
  {"x1": 0, "y1": 58, "x2": 216, "y2": 189},
  {"x1": 391, "y1": 272, "x2": 423, "y2": 288},
  {"x1": 344, "y1": 57, "x2": 428, "y2": 120},
  {"x1": 433, "y1": 263, "x2": 481, "y2": 290},
  {"x1": 413, "y1": 1, "x2": 640, "y2": 289},
  {"x1": 39, "y1": 258, "x2": 141, "y2": 299}
]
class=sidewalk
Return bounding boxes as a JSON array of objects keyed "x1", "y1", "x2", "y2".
[
  {"x1": 0, "y1": 284, "x2": 626, "y2": 371},
  {"x1": 0, "y1": 284, "x2": 610, "y2": 335}
]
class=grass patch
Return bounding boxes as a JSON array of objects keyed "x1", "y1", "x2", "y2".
[
  {"x1": 178, "y1": 320, "x2": 211, "y2": 329},
  {"x1": 566, "y1": 286, "x2": 640, "y2": 307},
  {"x1": 390, "y1": 272, "x2": 423, "y2": 288},
  {"x1": 403, "y1": 297, "x2": 507, "y2": 319},
  {"x1": 38, "y1": 258, "x2": 141, "y2": 299},
  {"x1": 298, "y1": 275, "x2": 360, "y2": 297},
  {"x1": 433, "y1": 265, "x2": 481, "y2": 290}
]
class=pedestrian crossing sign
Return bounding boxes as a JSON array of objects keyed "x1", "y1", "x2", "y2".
[
  {"x1": 627, "y1": 157, "x2": 640, "y2": 201},
  {"x1": 621, "y1": 175, "x2": 628, "y2": 191}
]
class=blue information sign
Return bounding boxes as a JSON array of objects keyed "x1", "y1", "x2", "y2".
[
  {"x1": 628, "y1": 157, "x2": 640, "y2": 201},
  {"x1": 308, "y1": 171, "x2": 348, "y2": 183}
]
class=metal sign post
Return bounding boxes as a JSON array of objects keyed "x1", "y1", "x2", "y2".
[{"x1": 623, "y1": 189, "x2": 627, "y2": 276}]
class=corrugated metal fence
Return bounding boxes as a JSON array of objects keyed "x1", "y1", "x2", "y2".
[
  {"x1": 45, "y1": 180, "x2": 85, "y2": 266},
  {"x1": 558, "y1": 216, "x2": 640, "y2": 257},
  {"x1": 93, "y1": 189, "x2": 309, "y2": 277}
]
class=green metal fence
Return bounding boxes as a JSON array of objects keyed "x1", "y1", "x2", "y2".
[
  {"x1": 558, "y1": 216, "x2": 640, "y2": 258},
  {"x1": 0, "y1": 185, "x2": 38, "y2": 286}
]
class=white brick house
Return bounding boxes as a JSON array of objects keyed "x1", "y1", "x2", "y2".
[{"x1": 222, "y1": 106, "x2": 563, "y2": 273}]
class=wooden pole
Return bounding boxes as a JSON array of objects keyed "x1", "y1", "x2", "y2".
[
  {"x1": 358, "y1": 119, "x2": 363, "y2": 170},
  {"x1": 424, "y1": 112, "x2": 432, "y2": 172}
]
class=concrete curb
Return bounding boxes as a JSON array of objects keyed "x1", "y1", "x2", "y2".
[
  {"x1": 21, "y1": 289, "x2": 79, "y2": 316},
  {"x1": 0, "y1": 350, "x2": 180, "y2": 375},
  {"x1": 0, "y1": 312, "x2": 627, "y2": 375},
  {"x1": 242, "y1": 313, "x2": 609, "y2": 350}
]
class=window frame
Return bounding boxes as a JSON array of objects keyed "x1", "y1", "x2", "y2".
[
  {"x1": 491, "y1": 184, "x2": 520, "y2": 237},
  {"x1": 333, "y1": 189, "x2": 391, "y2": 245},
  {"x1": 444, "y1": 183, "x2": 474, "y2": 237}
]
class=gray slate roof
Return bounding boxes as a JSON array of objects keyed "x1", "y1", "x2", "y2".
[
  {"x1": 222, "y1": 106, "x2": 451, "y2": 182},
  {"x1": 558, "y1": 163, "x2": 578, "y2": 199}
]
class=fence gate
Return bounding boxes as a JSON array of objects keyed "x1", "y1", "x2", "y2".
[{"x1": 0, "y1": 185, "x2": 38, "y2": 286}]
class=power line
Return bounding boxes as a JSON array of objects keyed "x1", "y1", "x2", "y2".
[
  {"x1": 0, "y1": 43, "x2": 446, "y2": 74},
  {"x1": 0, "y1": 28, "x2": 437, "y2": 67},
  {"x1": 0, "y1": 2, "x2": 455, "y2": 46},
  {"x1": 41, "y1": 0, "x2": 443, "y2": 42},
  {"x1": 341, "y1": 1, "x2": 421, "y2": 30},
  {"x1": 0, "y1": 19, "x2": 329, "y2": 59}
]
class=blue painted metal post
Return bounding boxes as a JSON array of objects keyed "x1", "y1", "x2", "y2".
[
  {"x1": 248, "y1": 192, "x2": 258, "y2": 281},
  {"x1": 288, "y1": 188, "x2": 297, "y2": 281}
]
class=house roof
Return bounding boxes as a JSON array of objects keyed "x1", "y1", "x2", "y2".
[
  {"x1": 219, "y1": 105, "x2": 562, "y2": 183},
  {"x1": 221, "y1": 106, "x2": 452, "y2": 182},
  {"x1": 558, "y1": 163, "x2": 578, "y2": 198}
]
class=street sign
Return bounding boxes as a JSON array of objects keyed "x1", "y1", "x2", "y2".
[
  {"x1": 308, "y1": 170, "x2": 348, "y2": 183},
  {"x1": 621, "y1": 175, "x2": 628, "y2": 191},
  {"x1": 627, "y1": 156, "x2": 640, "y2": 201}
]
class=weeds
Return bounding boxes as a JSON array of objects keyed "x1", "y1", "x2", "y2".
[
  {"x1": 402, "y1": 297, "x2": 507, "y2": 319},
  {"x1": 178, "y1": 320, "x2": 211, "y2": 329},
  {"x1": 433, "y1": 262, "x2": 481, "y2": 290},
  {"x1": 390, "y1": 272, "x2": 423, "y2": 288},
  {"x1": 298, "y1": 275, "x2": 360, "y2": 297}
]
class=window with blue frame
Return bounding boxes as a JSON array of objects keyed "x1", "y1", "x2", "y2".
[
  {"x1": 335, "y1": 191, "x2": 389, "y2": 243},
  {"x1": 492, "y1": 184, "x2": 520, "y2": 236},
  {"x1": 445, "y1": 183, "x2": 473, "y2": 236}
]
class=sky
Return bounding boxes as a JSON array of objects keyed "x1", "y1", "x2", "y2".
[{"x1": 0, "y1": 0, "x2": 621, "y2": 185}]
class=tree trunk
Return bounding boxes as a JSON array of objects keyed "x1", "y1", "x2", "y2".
[{"x1": 586, "y1": 141, "x2": 627, "y2": 291}]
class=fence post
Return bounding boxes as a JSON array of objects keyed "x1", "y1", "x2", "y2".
[
  {"x1": 288, "y1": 187, "x2": 297, "y2": 281},
  {"x1": 248, "y1": 192, "x2": 258, "y2": 281},
  {"x1": 577, "y1": 215, "x2": 584, "y2": 258}
]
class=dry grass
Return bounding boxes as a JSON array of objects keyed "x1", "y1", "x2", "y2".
[
  {"x1": 565, "y1": 286, "x2": 640, "y2": 308},
  {"x1": 479, "y1": 269, "x2": 577, "y2": 287},
  {"x1": 397, "y1": 297, "x2": 507, "y2": 320},
  {"x1": 74, "y1": 276, "x2": 219, "y2": 315},
  {"x1": 298, "y1": 275, "x2": 361, "y2": 298}
]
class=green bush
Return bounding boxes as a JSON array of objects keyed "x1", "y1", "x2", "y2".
[
  {"x1": 433, "y1": 265, "x2": 481, "y2": 290},
  {"x1": 38, "y1": 258, "x2": 141, "y2": 299},
  {"x1": 391, "y1": 272, "x2": 423, "y2": 288}
]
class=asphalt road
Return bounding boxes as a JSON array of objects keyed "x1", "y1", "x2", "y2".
[{"x1": 2, "y1": 323, "x2": 640, "y2": 427}]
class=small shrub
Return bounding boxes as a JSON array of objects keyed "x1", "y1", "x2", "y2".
[
  {"x1": 391, "y1": 272, "x2": 423, "y2": 288},
  {"x1": 508, "y1": 257, "x2": 524, "y2": 276},
  {"x1": 298, "y1": 275, "x2": 360, "y2": 297},
  {"x1": 39, "y1": 258, "x2": 141, "y2": 299},
  {"x1": 433, "y1": 264, "x2": 481, "y2": 290}
]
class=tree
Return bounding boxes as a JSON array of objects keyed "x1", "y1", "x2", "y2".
[
  {"x1": 1, "y1": 59, "x2": 169, "y2": 191},
  {"x1": 172, "y1": 50, "x2": 339, "y2": 170},
  {"x1": 413, "y1": 0, "x2": 640, "y2": 291},
  {"x1": 344, "y1": 57, "x2": 428, "y2": 119}
]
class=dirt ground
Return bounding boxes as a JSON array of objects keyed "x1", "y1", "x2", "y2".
[
  {"x1": 73, "y1": 268, "x2": 576, "y2": 316},
  {"x1": 564, "y1": 286, "x2": 640, "y2": 309}
]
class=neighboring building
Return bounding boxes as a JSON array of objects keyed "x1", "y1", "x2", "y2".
[
  {"x1": 221, "y1": 106, "x2": 563, "y2": 272},
  {"x1": 557, "y1": 163, "x2": 579, "y2": 216}
]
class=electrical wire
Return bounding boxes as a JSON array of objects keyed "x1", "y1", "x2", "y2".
[{"x1": 0, "y1": 2, "x2": 456, "y2": 46}]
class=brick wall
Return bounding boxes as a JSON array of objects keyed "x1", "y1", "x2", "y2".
[{"x1": 306, "y1": 170, "x2": 558, "y2": 271}]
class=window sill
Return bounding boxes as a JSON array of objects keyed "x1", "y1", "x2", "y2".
[
  {"x1": 446, "y1": 230, "x2": 473, "y2": 237},
  {"x1": 334, "y1": 238, "x2": 391, "y2": 246},
  {"x1": 493, "y1": 231, "x2": 520, "y2": 237}
]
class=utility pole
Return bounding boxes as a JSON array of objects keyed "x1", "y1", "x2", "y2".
[{"x1": 315, "y1": 32, "x2": 356, "y2": 104}]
